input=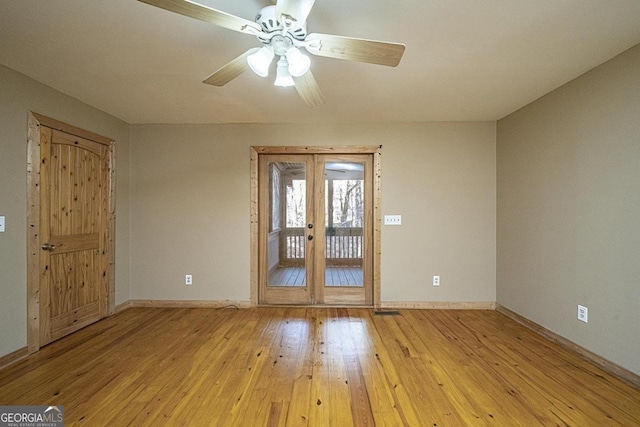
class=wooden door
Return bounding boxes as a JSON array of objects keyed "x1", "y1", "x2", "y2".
[
  {"x1": 38, "y1": 125, "x2": 111, "y2": 345},
  {"x1": 315, "y1": 154, "x2": 373, "y2": 306},
  {"x1": 258, "y1": 153, "x2": 373, "y2": 305},
  {"x1": 259, "y1": 155, "x2": 315, "y2": 305}
]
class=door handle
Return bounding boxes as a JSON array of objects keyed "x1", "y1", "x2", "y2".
[
  {"x1": 41, "y1": 243, "x2": 56, "y2": 251},
  {"x1": 307, "y1": 235, "x2": 313, "y2": 241}
]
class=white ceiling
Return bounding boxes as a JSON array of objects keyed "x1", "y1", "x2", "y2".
[{"x1": 1, "y1": 0, "x2": 639, "y2": 124}]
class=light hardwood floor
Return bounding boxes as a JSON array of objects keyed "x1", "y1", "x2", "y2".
[{"x1": 1, "y1": 307, "x2": 639, "y2": 426}]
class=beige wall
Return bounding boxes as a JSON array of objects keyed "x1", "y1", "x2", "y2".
[
  {"x1": 0, "y1": 65, "x2": 131, "y2": 358},
  {"x1": 130, "y1": 122, "x2": 496, "y2": 304},
  {"x1": 497, "y1": 44, "x2": 640, "y2": 374}
]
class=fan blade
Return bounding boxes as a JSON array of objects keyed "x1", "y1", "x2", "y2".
[
  {"x1": 138, "y1": 0, "x2": 262, "y2": 35},
  {"x1": 305, "y1": 33, "x2": 405, "y2": 67},
  {"x1": 293, "y1": 70, "x2": 325, "y2": 108},
  {"x1": 276, "y1": 0, "x2": 316, "y2": 26},
  {"x1": 203, "y1": 48, "x2": 259, "y2": 86}
]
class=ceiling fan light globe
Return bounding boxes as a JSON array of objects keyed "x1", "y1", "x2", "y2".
[
  {"x1": 274, "y1": 57, "x2": 295, "y2": 87},
  {"x1": 247, "y1": 47, "x2": 274, "y2": 77},
  {"x1": 285, "y1": 47, "x2": 311, "y2": 77}
]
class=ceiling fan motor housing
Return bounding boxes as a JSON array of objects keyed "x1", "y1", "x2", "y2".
[{"x1": 255, "y1": 5, "x2": 307, "y2": 43}]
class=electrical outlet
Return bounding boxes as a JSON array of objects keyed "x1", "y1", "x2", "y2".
[
  {"x1": 577, "y1": 305, "x2": 588, "y2": 323},
  {"x1": 185, "y1": 274, "x2": 193, "y2": 286},
  {"x1": 433, "y1": 275, "x2": 440, "y2": 287},
  {"x1": 384, "y1": 215, "x2": 402, "y2": 226}
]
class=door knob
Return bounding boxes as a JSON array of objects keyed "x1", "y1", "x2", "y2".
[
  {"x1": 41, "y1": 243, "x2": 56, "y2": 251},
  {"x1": 307, "y1": 235, "x2": 313, "y2": 241},
  {"x1": 307, "y1": 223, "x2": 313, "y2": 229}
]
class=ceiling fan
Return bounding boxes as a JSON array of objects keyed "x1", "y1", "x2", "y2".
[{"x1": 138, "y1": 0, "x2": 406, "y2": 107}]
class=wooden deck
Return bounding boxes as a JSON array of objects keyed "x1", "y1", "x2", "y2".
[
  {"x1": 1, "y1": 307, "x2": 638, "y2": 425},
  {"x1": 269, "y1": 266, "x2": 363, "y2": 287}
]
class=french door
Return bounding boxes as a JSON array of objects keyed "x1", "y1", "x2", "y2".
[{"x1": 258, "y1": 153, "x2": 373, "y2": 305}]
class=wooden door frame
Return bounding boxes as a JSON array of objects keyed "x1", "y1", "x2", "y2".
[
  {"x1": 250, "y1": 146, "x2": 382, "y2": 308},
  {"x1": 26, "y1": 112, "x2": 116, "y2": 354}
]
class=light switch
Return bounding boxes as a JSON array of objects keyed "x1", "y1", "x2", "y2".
[
  {"x1": 384, "y1": 215, "x2": 402, "y2": 225},
  {"x1": 0, "y1": 216, "x2": 4, "y2": 232}
]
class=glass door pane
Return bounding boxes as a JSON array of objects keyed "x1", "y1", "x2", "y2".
[
  {"x1": 324, "y1": 161, "x2": 365, "y2": 288},
  {"x1": 267, "y1": 161, "x2": 308, "y2": 288}
]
